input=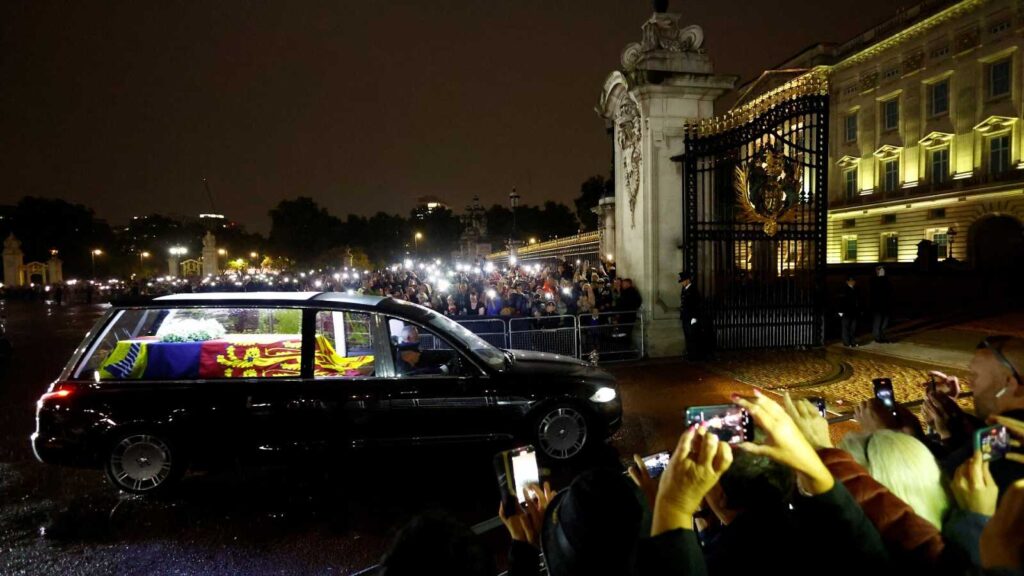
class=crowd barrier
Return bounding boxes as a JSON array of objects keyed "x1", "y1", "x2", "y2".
[{"x1": 443, "y1": 311, "x2": 645, "y2": 364}]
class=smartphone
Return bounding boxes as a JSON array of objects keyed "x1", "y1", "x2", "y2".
[
  {"x1": 642, "y1": 451, "x2": 671, "y2": 479},
  {"x1": 873, "y1": 378, "x2": 896, "y2": 411},
  {"x1": 806, "y1": 396, "x2": 827, "y2": 418},
  {"x1": 974, "y1": 425, "x2": 1010, "y2": 462},
  {"x1": 493, "y1": 445, "x2": 540, "y2": 512},
  {"x1": 684, "y1": 404, "x2": 754, "y2": 444}
]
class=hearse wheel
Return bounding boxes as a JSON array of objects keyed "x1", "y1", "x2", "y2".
[
  {"x1": 104, "y1": 431, "x2": 184, "y2": 495},
  {"x1": 534, "y1": 403, "x2": 589, "y2": 461}
]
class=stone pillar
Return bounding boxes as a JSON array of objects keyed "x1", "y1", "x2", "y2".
[
  {"x1": 201, "y1": 232, "x2": 219, "y2": 277},
  {"x1": 594, "y1": 196, "x2": 617, "y2": 262},
  {"x1": 168, "y1": 256, "x2": 180, "y2": 277},
  {"x1": 597, "y1": 11, "x2": 735, "y2": 357},
  {"x1": 3, "y1": 233, "x2": 25, "y2": 287},
  {"x1": 47, "y1": 256, "x2": 63, "y2": 284}
]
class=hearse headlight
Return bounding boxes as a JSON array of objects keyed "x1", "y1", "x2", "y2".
[{"x1": 589, "y1": 387, "x2": 617, "y2": 403}]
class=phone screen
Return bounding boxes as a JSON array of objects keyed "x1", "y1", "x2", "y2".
[
  {"x1": 684, "y1": 404, "x2": 753, "y2": 444},
  {"x1": 975, "y1": 425, "x2": 1010, "y2": 462},
  {"x1": 510, "y1": 446, "x2": 540, "y2": 504},
  {"x1": 642, "y1": 451, "x2": 671, "y2": 479},
  {"x1": 873, "y1": 378, "x2": 895, "y2": 409}
]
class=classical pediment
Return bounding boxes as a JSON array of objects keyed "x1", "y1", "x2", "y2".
[
  {"x1": 918, "y1": 131, "x2": 954, "y2": 148},
  {"x1": 973, "y1": 115, "x2": 1017, "y2": 133},
  {"x1": 836, "y1": 155, "x2": 862, "y2": 168},
  {"x1": 872, "y1": 145, "x2": 904, "y2": 160}
]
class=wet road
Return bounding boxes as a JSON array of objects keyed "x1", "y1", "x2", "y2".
[{"x1": 0, "y1": 300, "x2": 751, "y2": 575}]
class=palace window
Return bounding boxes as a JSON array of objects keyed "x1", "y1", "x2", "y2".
[
  {"x1": 845, "y1": 113, "x2": 858, "y2": 142},
  {"x1": 882, "y1": 159, "x2": 899, "y2": 193},
  {"x1": 842, "y1": 218, "x2": 856, "y2": 229},
  {"x1": 989, "y1": 58, "x2": 1011, "y2": 99},
  {"x1": 930, "y1": 147, "x2": 950, "y2": 184},
  {"x1": 881, "y1": 232, "x2": 899, "y2": 261},
  {"x1": 926, "y1": 228, "x2": 950, "y2": 259},
  {"x1": 842, "y1": 235, "x2": 858, "y2": 262},
  {"x1": 882, "y1": 99, "x2": 899, "y2": 131},
  {"x1": 928, "y1": 80, "x2": 949, "y2": 116},
  {"x1": 927, "y1": 208, "x2": 946, "y2": 219},
  {"x1": 881, "y1": 214, "x2": 896, "y2": 225},
  {"x1": 844, "y1": 168, "x2": 858, "y2": 200},
  {"x1": 989, "y1": 135, "x2": 1011, "y2": 175},
  {"x1": 883, "y1": 66, "x2": 900, "y2": 81}
]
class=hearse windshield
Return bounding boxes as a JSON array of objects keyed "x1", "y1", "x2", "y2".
[{"x1": 422, "y1": 311, "x2": 506, "y2": 370}]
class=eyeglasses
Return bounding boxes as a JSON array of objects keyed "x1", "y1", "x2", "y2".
[{"x1": 979, "y1": 336, "x2": 1022, "y2": 385}]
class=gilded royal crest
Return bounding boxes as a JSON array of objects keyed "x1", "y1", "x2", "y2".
[{"x1": 733, "y1": 144, "x2": 803, "y2": 237}]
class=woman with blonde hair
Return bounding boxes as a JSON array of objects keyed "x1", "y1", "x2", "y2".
[{"x1": 839, "y1": 429, "x2": 950, "y2": 529}]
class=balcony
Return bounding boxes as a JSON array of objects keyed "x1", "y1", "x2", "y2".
[{"x1": 830, "y1": 167, "x2": 1024, "y2": 209}]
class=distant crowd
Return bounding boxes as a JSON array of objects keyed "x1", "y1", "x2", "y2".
[{"x1": 0, "y1": 257, "x2": 644, "y2": 323}]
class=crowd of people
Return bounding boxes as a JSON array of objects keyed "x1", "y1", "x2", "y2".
[
  {"x1": 373, "y1": 335, "x2": 1024, "y2": 575},
  {"x1": 1, "y1": 257, "x2": 642, "y2": 322}
]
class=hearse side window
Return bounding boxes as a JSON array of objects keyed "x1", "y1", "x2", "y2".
[
  {"x1": 77, "y1": 307, "x2": 304, "y2": 381},
  {"x1": 387, "y1": 317, "x2": 468, "y2": 378},
  {"x1": 314, "y1": 310, "x2": 376, "y2": 378}
]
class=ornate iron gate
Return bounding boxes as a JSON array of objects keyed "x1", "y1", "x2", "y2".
[{"x1": 678, "y1": 73, "x2": 828, "y2": 349}]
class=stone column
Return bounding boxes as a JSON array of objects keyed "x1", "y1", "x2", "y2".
[
  {"x1": 3, "y1": 233, "x2": 25, "y2": 287},
  {"x1": 201, "y1": 232, "x2": 219, "y2": 277},
  {"x1": 597, "y1": 11, "x2": 735, "y2": 357},
  {"x1": 168, "y1": 256, "x2": 180, "y2": 277},
  {"x1": 594, "y1": 196, "x2": 617, "y2": 262},
  {"x1": 47, "y1": 256, "x2": 63, "y2": 284}
]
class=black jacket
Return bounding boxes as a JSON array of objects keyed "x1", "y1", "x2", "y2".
[
  {"x1": 679, "y1": 284, "x2": 702, "y2": 322},
  {"x1": 838, "y1": 284, "x2": 860, "y2": 315},
  {"x1": 869, "y1": 275, "x2": 892, "y2": 314}
]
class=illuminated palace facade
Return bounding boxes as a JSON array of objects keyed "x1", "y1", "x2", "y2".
[{"x1": 764, "y1": 0, "x2": 1024, "y2": 266}]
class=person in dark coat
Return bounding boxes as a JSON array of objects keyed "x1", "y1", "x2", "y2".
[
  {"x1": 870, "y1": 266, "x2": 892, "y2": 343},
  {"x1": 838, "y1": 276, "x2": 860, "y2": 347},
  {"x1": 679, "y1": 272, "x2": 703, "y2": 360}
]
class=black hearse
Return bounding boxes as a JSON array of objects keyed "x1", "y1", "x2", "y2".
[{"x1": 32, "y1": 293, "x2": 622, "y2": 493}]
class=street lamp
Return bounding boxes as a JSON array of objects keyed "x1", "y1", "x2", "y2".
[
  {"x1": 509, "y1": 187, "x2": 520, "y2": 265},
  {"x1": 217, "y1": 248, "x2": 227, "y2": 256},
  {"x1": 90, "y1": 249, "x2": 103, "y2": 278},
  {"x1": 139, "y1": 250, "x2": 150, "y2": 271},
  {"x1": 169, "y1": 246, "x2": 187, "y2": 256},
  {"x1": 414, "y1": 231, "x2": 423, "y2": 254}
]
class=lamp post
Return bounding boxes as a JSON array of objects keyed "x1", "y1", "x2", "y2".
[
  {"x1": 414, "y1": 232, "x2": 423, "y2": 255},
  {"x1": 90, "y1": 249, "x2": 103, "y2": 279},
  {"x1": 139, "y1": 250, "x2": 150, "y2": 272},
  {"x1": 946, "y1": 226, "x2": 958, "y2": 260},
  {"x1": 509, "y1": 187, "x2": 520, "y2": 265},
  {"x1": 169, "y1": 246, "x2": 187, "y2": 277}
]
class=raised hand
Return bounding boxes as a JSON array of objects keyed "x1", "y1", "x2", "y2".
[
  {"x1": 627, "y1": 454, "x2": 659, "y2": 511},
  {"x1": 498, "y1": 481, "x2": 554, "y2": 548},
  {"x1": 980, "y1": 479, "x2": 1024, "y2": 569},
  {"x1": 783, "y1": 392, "x2": 832, "y2": 449},
  {"x1": 734, "y1": 390, "x2": 834, "y2": 496},
  {"x1": 651, "y1": 426, "x2": 732, "y2": 536},
  {"x1": 950, "y1": 451, "x2": 998, "y2": 516}
]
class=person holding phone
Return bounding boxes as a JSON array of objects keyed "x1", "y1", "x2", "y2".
[{"x1": 920, "y1": 336, "x2": 1024, "y2": 495}]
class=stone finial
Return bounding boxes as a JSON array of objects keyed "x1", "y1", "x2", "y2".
[{"x1": 4, "y1": 233, "x2": 21, "y2": 252}]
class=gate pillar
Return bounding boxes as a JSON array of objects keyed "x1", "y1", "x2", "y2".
[{"x1": 597, "y1": 9, "x2": 735, "y2": 357}]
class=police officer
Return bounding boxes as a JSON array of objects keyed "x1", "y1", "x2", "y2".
[{"x1": 679, "y1": 272, "x2": 703, "y2": 360}]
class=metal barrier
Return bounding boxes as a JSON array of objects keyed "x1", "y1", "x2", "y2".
[
  {"x1": 455, "y1": 318, "x2": 509, "y2": 349},
  {"x1": 508, "y1": 315, "x2": 579, "y2": 359},
  {"x1": 578, "y1": 310, "x2": 644, "y2": 363}
]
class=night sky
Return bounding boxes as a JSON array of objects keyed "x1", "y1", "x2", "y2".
[{"x1": 1, "y1": 0, "x2": 915, "y2": 233}]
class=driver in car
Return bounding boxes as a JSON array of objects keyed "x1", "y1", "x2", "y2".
[{"x1": 395, "y1": 326, "x2": 448, "y2": 376}]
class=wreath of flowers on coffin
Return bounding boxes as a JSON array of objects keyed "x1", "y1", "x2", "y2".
[{"x1": 157, "y1": 318, "x2": 227, "y2": 342}]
